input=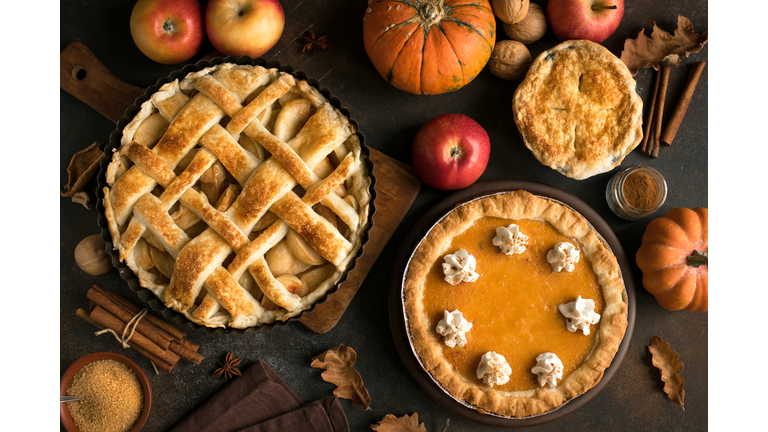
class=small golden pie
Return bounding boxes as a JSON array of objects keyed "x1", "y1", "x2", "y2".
[
  {"x1": 103, "y1": 63, "x2": 372, "y2": 329},
  {"x1": 404, "y1": 190, "x2": 628, "y2": 417},
  {"x1": 512, "y1": 40, "x2": 643, "y2": 180}
]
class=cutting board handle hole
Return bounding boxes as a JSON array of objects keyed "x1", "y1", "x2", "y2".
[{"x1": 72, "y1": 65, "x2": 87, "y2": 81}]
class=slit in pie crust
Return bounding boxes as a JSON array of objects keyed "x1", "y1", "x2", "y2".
[{"x1": 512, "y1": 40, "x2": 643, "y2": 180}]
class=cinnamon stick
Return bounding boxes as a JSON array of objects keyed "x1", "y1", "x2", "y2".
[
  {"x1": 661, "y1": 61, "x2": 706, "y2": 146},
  {"x1": 89, "y1": 285, "x2": 202, "y2": 362},
  {"x1": 87, "y1": 286, "x2": 171, "y2": 350},
  {"x1": 183, "y1": 340, "x2": 200, "y2": 352},
  {"x1": 145, "y1": 314, "x2": 188, "y2": 345},
  {"x1": 649, "y1": 65, "x2": 671, "y2": 158},
  {"x1": 97, "y1": 285, "x2": 186, "y2": 345},
  {"x1": 76, "y1": 308, "x2": 176, "y2": 373},
  {"x1": 90, "y1": 305, "x2": 180, "y2": 369},
  {"x1": 170, "y1": 341, "x2": 203, "y2": 364},
  {"x1": 640, "y1": 67, "x2": 661, "y2": 154}
]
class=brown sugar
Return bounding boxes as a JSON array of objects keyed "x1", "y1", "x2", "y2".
[
  {"x1": 623, "y1": 171, "x2": 658, "y2": 209},
  {"x1": 66, "y1": 359, "x2": 144, "y2": 432}
]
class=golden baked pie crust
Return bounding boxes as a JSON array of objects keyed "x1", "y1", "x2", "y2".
[
  {"x1": 103, "y1": 63, "x2": 372, "y2": 329},
  {"x1": 403, "y1": 190, "x2": 628, "y2": 417},
  {"x1": 512, "y1": 40, "x2": 643, "y2": 180}
]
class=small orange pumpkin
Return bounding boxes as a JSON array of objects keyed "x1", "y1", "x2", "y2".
[
  {"x1": 636, "y1": 207, "x2": 708, "y2": 311},
  {"x1": 363, "y1": 0, "x2": 496, "y2": 95}
]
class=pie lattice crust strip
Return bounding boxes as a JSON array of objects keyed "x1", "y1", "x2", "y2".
[{"x1": 102, "y1": 63, "x2": 372, "y2": 329}]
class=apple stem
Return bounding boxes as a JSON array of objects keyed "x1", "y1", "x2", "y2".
[
  {"x1": 163, "y1": 18, "x2": 175, "y2": 34},
  {"x1": 450, "y1": 146, "x2": 461, "y2": 159},
  {"x1": 591, "y1": 5, "x2": 618, "y2": 10}
]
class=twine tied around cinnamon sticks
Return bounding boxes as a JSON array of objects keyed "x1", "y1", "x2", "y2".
[
  {"x1": 77, "y1": 285, "x2": 203, "y2": 373},
  {"x1": 640, "y1": 61, "x2": 706, "y2": 157},
  {"x1": 95, "y1": 308, "x2": 148, "y2": 348}
]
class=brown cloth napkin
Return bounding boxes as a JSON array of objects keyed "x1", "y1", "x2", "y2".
[{"x1": 169, "y1": 360, "x2": 349, "y2": 432}]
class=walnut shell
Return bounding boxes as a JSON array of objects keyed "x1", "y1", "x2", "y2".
[
  {"x1": 488, "y1": 40, "x2": 532, "y2": 80},
  {"x1": 503, "y1": 3, "x2": 547, "y2": 44},
  {"x1": 491, "y1": 0, "x2": 529, "y2": 25},
  {"x1": 75, "y1": 234, "x2": 112, "y2": 275}
]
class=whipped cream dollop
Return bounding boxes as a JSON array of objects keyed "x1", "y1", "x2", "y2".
[
  {"x1": 558, "y1": 296, "x2": 601, "y2": 335},
  {"x1": 442, "y1": 249, "x2": 479, "y2": 285},
  {"x1": 476, "y1": 351, "x2": 512, "y2": 387},
  {"x1": 546, "y1": 241, "x2": 580, "y2": 272},
  {"x1": 435, "y1": 309, "x2": 473, "y2": 348},
  {"x1": 531, "y1": 352, "x2": 563, "y2": 388},
  {"x1": 492, "y1": 224, "x2": 529, "y2": 255}
]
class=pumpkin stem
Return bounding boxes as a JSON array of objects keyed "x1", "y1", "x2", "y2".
[
  {"x1": 687, "y1": 250, "x2": 708, "y2": 268},
  {"x1": 418, "y1": 0, "x2": 445, "y2": 29}
]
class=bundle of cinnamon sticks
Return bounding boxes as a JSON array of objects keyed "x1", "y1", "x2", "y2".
[
  {"x1": 76, "y1": 285, "x2": 203, "y2": 373},
  {"x1": 641, "y1": 61, "x2": 706, "y2": 157}
]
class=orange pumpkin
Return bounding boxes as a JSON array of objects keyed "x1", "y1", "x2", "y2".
[
  {"x1": 636, "y1": 207, "x2": 708, "y2": 312},
  {"x1": 363, "y1": 0, "x2": 496, "y2": 95}
]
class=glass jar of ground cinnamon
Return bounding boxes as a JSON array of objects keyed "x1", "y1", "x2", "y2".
[{"x1": 606, "y1": 165, "x2": 667, "y2": 220}]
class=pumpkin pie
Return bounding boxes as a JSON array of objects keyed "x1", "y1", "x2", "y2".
[{"x1": 403, "y1": 190, "x2": 627, "y2": 417}]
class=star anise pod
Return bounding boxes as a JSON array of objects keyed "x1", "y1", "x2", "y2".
[
  {"x1": 302, "y1": 31, "x2": 329, "y2": 53},
  {"x1": 212, "y1": 350, "x2": 242, "y2": 379}
]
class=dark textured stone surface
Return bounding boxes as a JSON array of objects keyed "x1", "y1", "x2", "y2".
[{"x1": 61, "y1": 1, "x2": 707, "y2": 431}]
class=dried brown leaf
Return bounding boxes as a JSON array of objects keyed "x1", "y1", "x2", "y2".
[
  {"x1": 648, "y1": 335, "x2": 685, "y2": 409},
  {"x1": 72, "y1": 191, "x2": 92, "y2": 210},
  {"x1": 62, "y1": 141, "x2": 103, "y2": 197},
  {"x1": 620, "y1": 16, "x2": 708, "y2": 76},
  {"x1": 370, "y1": 413, "x2": 428, "y2": 432},
  {"x1": 311, "y1": 344, "x2": 371, "y2": 410}
]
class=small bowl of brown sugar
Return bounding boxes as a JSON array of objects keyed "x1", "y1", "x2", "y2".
[
  {"x1": 606, "y1": 165, "x2": 667, "y2": 220},
  {"x1": 60, "y1": 352, "x2": 151, "y2": 432}
]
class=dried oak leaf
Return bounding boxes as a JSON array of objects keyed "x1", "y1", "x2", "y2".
[
  {"x1": 620, "y1": 15, "x2": 708, "y2": 76},
  {"x1": 62, "y1": 141, "x2": 104, "y2": 197},
  {"x1": 648, "y1": 335, "x2": 685, "y2": 409},
  {"x1": 371, "y1": 413, "x2": 428, "y2": 432},
  {"x1": 72, "y1": 191, "x2": 92, "y2": 210},
  {"x1": 311, "y1": 344, "x2": 371, "y2": 410}
]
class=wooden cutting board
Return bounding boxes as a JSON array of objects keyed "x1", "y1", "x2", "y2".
[{"x1": 61, "y1": 41, "x2": 421, "y2": 334}]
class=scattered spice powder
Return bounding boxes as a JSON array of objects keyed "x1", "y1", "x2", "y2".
[
  {"x1": 66, "y1": 359, "x2": 144, "y2": 432},
  {"x1": 623, "y1": 171, "x2": 659, "y2": 209}
]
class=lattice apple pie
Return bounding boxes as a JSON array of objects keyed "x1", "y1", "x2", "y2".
[{"x1": 102, "y1": 63, "x2": 373, "y2": 329}]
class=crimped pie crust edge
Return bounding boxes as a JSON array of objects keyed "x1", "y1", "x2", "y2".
[
  {"x1": 403, "y1": 190, "x2": 628, "y2": 418},
  {"x1": 512, "y1": 40, "x2": 643, "y2": 180}
]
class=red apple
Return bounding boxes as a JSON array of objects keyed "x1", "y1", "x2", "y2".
[
  {"x1": 205, "y1": 0, "x2": 285, "y2": 58},
  {"x1": 130, "y1": 0, "x2": 204, "y2": 65},
  {"x1": 411, "y1": 114, "x2": 491, "y2": 191},
  {"x1": 546, "y1": 0, "x2": 624, "y2": 43}
]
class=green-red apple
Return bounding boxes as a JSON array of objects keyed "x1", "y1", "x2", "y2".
[
  {"x1": 411, "y1": 114, "x2": 491, "y2": 191},
  {"x1": 130, "y1": 0, "x2": 204, "y2": 65},
  {"x1": 546, "y1": 0, "x2": 624, "y2": 43},
  {"x1": 205, "y1": 0, "x2": 284, "y2": 58}
]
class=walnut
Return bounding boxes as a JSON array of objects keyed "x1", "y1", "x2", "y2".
[
  {"x1": 75, "y1": 234, "x2": 112, "y2": 275},
  {"x1": 491, "y1": 0, "x2": 529, "y2": 25},
  {"x1": 488, "y1": 40, "x2": 532, "y2": 81},
  {"x1": 503, "y1": 3, "x2": 547, "y2": 44}
]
